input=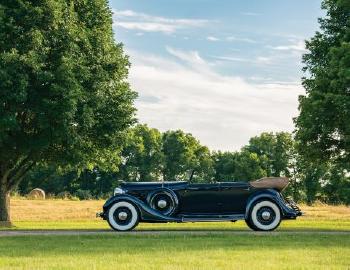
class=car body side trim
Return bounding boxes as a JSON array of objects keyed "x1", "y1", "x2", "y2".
[{"x1": 180, "y1": 214, "x2": 245, "y2": 222}]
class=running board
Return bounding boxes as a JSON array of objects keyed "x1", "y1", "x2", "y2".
[{"x1": 179, "y1": 214, "x2": 245, "y2": 222}]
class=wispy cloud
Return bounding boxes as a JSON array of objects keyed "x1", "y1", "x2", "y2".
[
  {"x1": 166, "y1": 46, "x2": 207, "y2": 67},
  {"x1": 256, "y1": 56, "x2": 271, "y2": 64},
  {"x1": 127, "y1": 48, "x2": 304, "y2": 150},
  {"x1": 213, "y1": 55, "x2": 271, "y2": 65},
  {"x1": 271, "y1": 40, "x2": 306, "y2": 52},
  {"x1": 241, "y1": 12, "x2": 261, "y2": 16},
  {"x1": 226, "y1": 36, "x2": 257, "y2": 44},
  {"x1": 207, "y1": 36, "x2": 220, "y2": 42},
  {"x1": 166, "y1": 47, "x2": 201, "y2": 62},
  {"x1": 113, "y1": 9, "x2": 209, "y2": 34}
]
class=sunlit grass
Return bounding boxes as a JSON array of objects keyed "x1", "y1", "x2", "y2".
[
  {"x1": 0, "y1": 234, "x2": 349, "y2": 270},
  {"x1": 1, "y1": 199, "x2": 349, "y2": 270}
]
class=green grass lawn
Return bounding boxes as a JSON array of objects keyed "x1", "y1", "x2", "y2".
[
  {"x1": 8, "y1": 218, "x2": 350, "y2": 231},
  {"x1": 1, "y1": 199, "x2": 349, "y2": 269},
  {"x1": 0, "y1": 233, "x2": 349, "y2": 270}
]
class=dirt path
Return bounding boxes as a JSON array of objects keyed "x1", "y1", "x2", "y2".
[{"x1": 0, "y1": 230, "x2": 349, "y2": 237}]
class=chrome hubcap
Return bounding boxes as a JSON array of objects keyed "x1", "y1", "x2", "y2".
[
  {"x1": 261, "y1": 211, "x2": 271, "y2": 220},
  {"x1": 118, "y1": 211, "x2": 128, "y2": 221},
  {"x1": 157, "y1": 200, "x2": 167, "y2": 209}
]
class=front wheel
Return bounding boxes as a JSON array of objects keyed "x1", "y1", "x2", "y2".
[
  {"x1": 107, "y1": 201, "x2": 139, "y2": 231},
  {"x1": 246, "y1": 200, "x2": 281, "y2": 231}
]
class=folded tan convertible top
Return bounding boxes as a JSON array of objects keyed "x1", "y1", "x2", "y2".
[{"x1": 250, "y1": 177, "x2": 289, "y2": 192}]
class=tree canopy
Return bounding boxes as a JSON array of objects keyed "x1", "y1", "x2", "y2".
[
  {"x1": 295, "y1": 0, "x2": 350, "y2": 165},
  {"x1": 162, "y1": 130, "x2": 213, "y2": 181},
  {"x1": 0, "y1": 0, "x2": 136, "y2": 224},
  {"x1": 118, "y1": 124, "x2": 164, "y2": 182}
]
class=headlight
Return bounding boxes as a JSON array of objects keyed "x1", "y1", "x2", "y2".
[{"x1": 114, "y1": 187, "x2": 125, "y2": 195}]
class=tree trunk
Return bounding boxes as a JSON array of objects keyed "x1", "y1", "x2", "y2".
[
  {"x1": 0, "y1": 159, "x2": 35, "y2": 227},
  {"x1": 0, "y1": 184, "x2": 12, "y2": 227}
]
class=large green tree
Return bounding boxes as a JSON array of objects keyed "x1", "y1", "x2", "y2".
[
  {"x1": 297, "y1": 159, "x2": 326, "y2": 205},
  {"x1": 295, "y1": 0, "x2": 350, "y2": 164},
  {"x1": 233, "y1": 149, "x2": 268, "y2": 181},
  {"x1": 0, "y1": 0, "x2": 136, "y2": 225},
  {"x1": 246, "y1": 132, "x2": 294, "y2": 177},
  {"x1": 212, "y1": 150, "x2": 267, "y2": 182},
  {"x1": 162, "y1": 130, "x2": 213, "y2": 181},
  {"x1": 213, "y1": 133, "x2": 293, "y2": 183},
  {"x1": 322, "y1": 163, "x2": 350, "y2": 204},
  {"x1": 212, "y1": 151, "x2": 236, "y2": 181},
  {"x1": 117, "y1": 124, "x2": 164, "y2": 182}
]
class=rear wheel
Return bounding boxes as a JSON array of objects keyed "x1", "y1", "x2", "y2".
[
  {"x1": 246, "y1": 200, "x2": 281, "y2": 231},
  {"x1": 107, "y1": 201, "x2": 139, "y2": 231}
]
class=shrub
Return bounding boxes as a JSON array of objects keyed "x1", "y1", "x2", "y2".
[
  {"x1": 74, "y1": 189, "x2": 93, "y2": 200},
  {"x1": 56, "y1": 191, "x2": 73, "y2": 200}
]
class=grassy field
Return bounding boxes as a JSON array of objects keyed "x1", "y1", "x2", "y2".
[
  {"x1": 0, "y1": 233, "x2": 349, "y2": 270},
  {"x1": 6, "y1": 198, "x2": 350, "y2": 231},
  {"x1": 0, "y1": 198, "x2": 349, "y2": 270}
]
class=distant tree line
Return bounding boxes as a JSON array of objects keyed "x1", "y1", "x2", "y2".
[{"x1": 18, "y1": 124, "x2": 350, "y2": 204}]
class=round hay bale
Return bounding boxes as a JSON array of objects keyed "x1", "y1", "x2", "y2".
[{"x1": 28, "y1": 188, "x2": 46, "y2": 200}]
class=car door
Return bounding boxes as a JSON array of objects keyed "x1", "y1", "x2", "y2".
[
  {"x1": 219, "y1": 182, "x2": 251, "y2": 214},
  {"x1": 179, "y1": 183, "x2": 221, "y2": 214}
]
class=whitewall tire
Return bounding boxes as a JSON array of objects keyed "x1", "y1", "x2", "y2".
[
  {"x1": 248, "y1": 200, "x2": 281, "y2": 231},
  {"x1": 107, "y1": 201, "x2": 139, "y2": 231}
]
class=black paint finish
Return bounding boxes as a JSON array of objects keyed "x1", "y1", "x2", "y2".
[{"x1": 101, "y1": 181, "x2": 302, "y2": 223}]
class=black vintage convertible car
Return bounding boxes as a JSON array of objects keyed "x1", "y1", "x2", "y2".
[{"x1": 97, "y1": 177, "x2": 302, "y2": 231}]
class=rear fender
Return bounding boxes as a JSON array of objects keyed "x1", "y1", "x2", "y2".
[
  {"x1": 245, "y1": 189, "x2": 297, "y2": 219},
  {"x1": 103, "y1": 194, "x2": 180, "y2": 222}
]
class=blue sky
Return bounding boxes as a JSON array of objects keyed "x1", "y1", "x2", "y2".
[{"x1": 109, "y1": 0, "x2": 324, "y2": 150}]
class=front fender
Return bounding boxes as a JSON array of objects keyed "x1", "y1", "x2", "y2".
[
  {"x1": 245, "y1": 189, "x2": 298, "y2": 219},
  {"x1": 102, "y1": 194, "x2": 180, "y2": 222}
]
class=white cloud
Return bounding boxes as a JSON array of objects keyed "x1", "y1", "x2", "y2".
[
  {"x1": 241, "y1": 12, "x2": 261, "y2": 16},
  {"x1": 256, "y1": 56, "x2": 271, "y2": 64},
  {"x1": 249, "y1": 76, "x2": 299, "y2": 85},
  {"x1": 214, "y1": 56, "x2": 251, "y2": 63},
  {"x1": 271, "y1": 40, "x2": 306, "y2": 52},
  {"x1": 207, "y1": 36, "x2": 220, "y2": 41},
  {"x1": 226, "y1": 36, "x2": 257, "y2": 44},
  {"x1": 126, "y1": 48, "x2": 304, "y2": 151},
  {"x1": 213, "y1": 55, "x2": 272, "y2": 65},
  {"x1": 113, "y1": 9, "x2": 209, "y2": 34},
  {"x1": 116, "y1": 22, "x2": 175, "y2": 33},
  {"x1": 166, "y1": 47, "x2": 206, "y2": 66}
]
